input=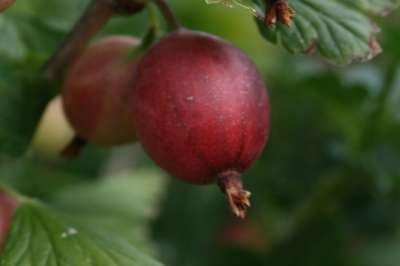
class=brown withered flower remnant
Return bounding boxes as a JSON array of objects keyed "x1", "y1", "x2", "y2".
[{"x1": 264, "y1": 0, "x2": 295, "y2": 27}]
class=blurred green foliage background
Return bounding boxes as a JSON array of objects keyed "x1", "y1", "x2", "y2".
[{"x1": 1, "y1": 0, "x2": 400, "y2": 265}]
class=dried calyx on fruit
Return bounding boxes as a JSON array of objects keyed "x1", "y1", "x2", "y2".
[
  {"x1": 62, "y1": 36, "x2": 140, "y2": 146},
  {"x1": 132, "y1": 29, "x2": 270, "y2": 218}
]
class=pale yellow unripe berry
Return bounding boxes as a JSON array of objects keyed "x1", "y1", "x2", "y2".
[{"x1": 30, "y1": 95, "x2": 75, "y2": 158}]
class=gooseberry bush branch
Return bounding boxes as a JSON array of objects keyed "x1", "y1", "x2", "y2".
[
  {"x1": 44, "y1": 0, "x2": 180, "y2": 83},
  {"x1": 153, "y1": 0, "x2": 181, "y2": 30},
  {"x1": 44, "y1": 0, "x2": 145, "y2": 83}
]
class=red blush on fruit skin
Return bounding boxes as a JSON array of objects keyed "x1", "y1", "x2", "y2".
[{"x1": 0, "y1": 192, "x2": 17, "y2": 252}]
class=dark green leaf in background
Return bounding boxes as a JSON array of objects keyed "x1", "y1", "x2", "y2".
[
  {"x1": 0, "y1": 200, "x2": 163, "y2": 266},
  {"x1": 245, "y1": 0, "x2": 400, "y2": 64},
  {"x1": 0, "y1": 14, "x2": 60, "y2": 156},
  {"x1": 50, "y1": 169, "x2": 166, "y2": 253},
  {"x1": 0, "y1": 64, "x2": 54, "y2": 156}
]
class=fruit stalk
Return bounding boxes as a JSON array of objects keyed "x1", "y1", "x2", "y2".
[
  {"x1": 153, "y1": 0, "x2": 181, "y2": 30},
  {"x1": 44, "y1": 0, "x2": 145, "y2": 82},
  {"x1": 61, "y1": 136, "x2": 87, "y2": 158},
  {"x1": 218, "y1": 171, "x2": 251, "y2": 219}
]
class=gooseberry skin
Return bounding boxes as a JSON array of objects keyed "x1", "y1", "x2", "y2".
[
  {"x1": 62, "y1": 36, "x2": 139, "y2": 146},
  {"x1": 132, "y1": 30, "x2": 270, "y2": 216}
]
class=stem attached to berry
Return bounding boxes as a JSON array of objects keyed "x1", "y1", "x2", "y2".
[
  {"x1": 61, "y1": 136, "x2": 87, "y2": 159},
  {"x1": 153, "y1": 0, "x2": 181, "y2": 31},
  {"x1": 218, "y1": 170, "x2": 251, "y2": 219}
]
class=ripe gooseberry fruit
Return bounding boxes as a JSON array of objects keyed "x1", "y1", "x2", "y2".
[
  {"x1": 132, "y1": 30, "x2": 270, "y2": 218},
  {"x1": 0, "y1": 191, "x2": 17, "y2": 252},
  {"x1": 0, "y1": 0, "x2": 15, "y2": 12},
  {"x1": 62, "y1": 36, "x2": 139, "y2": 146},
  {"x1": 30, "y1": 95, "x2": 75, "y2": 158}
]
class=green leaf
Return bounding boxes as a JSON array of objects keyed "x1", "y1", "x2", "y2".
[
  {"x1": 253, "y1": 0, "x2": 399, "y2": 65},
  {"x1": 0, "y1": 0, "x2": 88, "y2": 156},
  {"x1": 0, "y1": 14, "x2": 62, "y2": 156},
  {"x1": 0, "y1": 16, "x2": 27, "y2": 60},
  {"x1": 0, "y1": 200, "x2": 163, "y2": 266},
  {"x1": 49, "y1": 169, "x2": 166, "y2": 252},
  {"x1": 343, "y1": 0, "x2": 400, "y2": 15},
  {"x1": 355, "y1": 236, "x2": 400, "y2": 266},
  {"x1": 0, "y1": 63, "x2": 54, "y2": 156},
  {"x1": 0, "y1": 150, "x2": 109, "y2": 198}
]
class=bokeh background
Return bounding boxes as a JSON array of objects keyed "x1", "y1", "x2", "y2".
[{"x1": 1, "y1": 0, "x2": 400, "y2": 265}]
